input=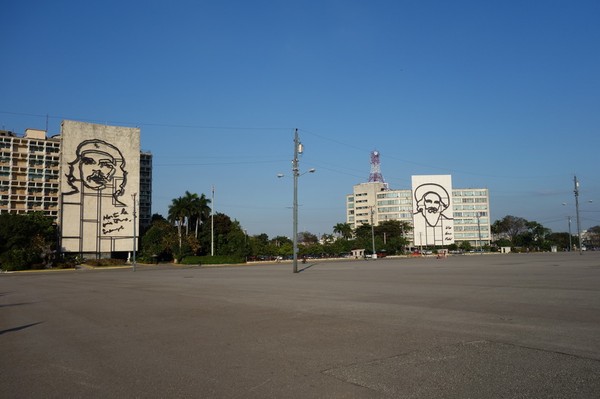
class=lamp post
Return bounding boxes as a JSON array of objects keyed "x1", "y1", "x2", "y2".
[
  {"x1": 370, "y1": 206, "x2": 376, "y2": 259},
  {"x1": 563, "y1": 197, "x2": 592, "y2": 252},
  {"x1": 281, "y1": 129, "x2": 315, "y2": 273},
  {"x1": 211, "y1": 185, "x2": 215, "y2": 256},
  {"x1": 476, "y1": 212, "x2": 482, "y2": 252},
  {"x1": 293, "y1": 130, "x2": 300, "y2": 272},
  {"x1": 131, "y1": 193, "x2": 137, "y2": 272},
  {"x1": 574, "y1": 176, "x2": 582, "y2": 255},
  {"x1": 567, "y1": 216, "x2": 572, "y2": 252}
]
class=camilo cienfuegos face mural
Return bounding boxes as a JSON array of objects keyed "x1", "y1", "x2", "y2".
[
  {"x1": 411, "y1": 175, "x2": 455, "y2": 247},
  {"x1": 59, "y1": 121, "x2": 140, "y2": 254}
]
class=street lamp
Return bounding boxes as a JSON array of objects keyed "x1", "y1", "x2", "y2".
[
  {"x1": 131, "y1": 193, "x2": 137, "y2": 272},
  {"x1": 279, "y1": 129, "x2": 315, "y2": 273},
  {"x1": 574, "y1": 176, "x2": 583, "y2": 255},
  {"x1": 370, "y1": 207, "x2": 376, "y2": 259},
  {"x1": 564, "y1": 182, "x2": 593, "y2": 254},
  {"x1": 476, "y1": 212, "x2": 482, "y2": 252}
]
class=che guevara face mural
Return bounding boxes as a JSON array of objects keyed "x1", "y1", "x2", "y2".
[
  {"x1": 65, "y1": 139, "x2": 128, "y2": 206},
  {"x1": 59, "y1": 120, "x2": 140, "y2": 254}
]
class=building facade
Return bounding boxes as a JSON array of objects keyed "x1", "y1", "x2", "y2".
[
  {"x1": 0, "y1": 129, "x2": 61, "y2": 219},
  {"x1": 139, "y1": 152, "x2": 153, "y2": 229},
  {"x1": 346, "y1": 175, "x2": 491, "y2": 247},
  {"x1": 1, "y1": 122, "x2": 153, "y2": 256}
]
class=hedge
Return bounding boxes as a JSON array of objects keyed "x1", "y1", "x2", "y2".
[{"x1": 180, "y1": 255, "x2": 246, "y2": 265}]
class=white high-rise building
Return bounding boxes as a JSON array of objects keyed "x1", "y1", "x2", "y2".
[{"x1": 346, "y1": 176, "x2": 491, "y2": 248}]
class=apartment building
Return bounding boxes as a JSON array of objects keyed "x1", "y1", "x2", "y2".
[{"x1": 0, "y1": 129, "x2": 61, "y2": 219}]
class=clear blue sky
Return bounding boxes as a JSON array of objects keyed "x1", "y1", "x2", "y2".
[{"x1": 2, "y1": 0, "x2": 599, "y2": 238}]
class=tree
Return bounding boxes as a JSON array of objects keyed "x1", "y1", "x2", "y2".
[
  {"x1": 182, "y1": 191, "x2": 199, "y2": 236},
  {"x1": 546, "y1": 232, "x2": 572, "y2": 251},
  {"x1": 459, "y1": 241, "x2": 473, "y2": 252},
  {"x1": 247, "y1": 233, "x2": 269, "y2": 258},
  {"x1": 218, "y1": 220, "x2": 247, "y2": 258},
  {"x1": 352, "y1": 223, "x2": 378, "y2": 254},
  {"x1": 524, "y1": 221, "x2": 552, "y2": 250},
  {"x1": 0, "y1": 213, "x2": 57, "y2": 270},
  {"x1": 321, "y1": 233, "x2": 335, "y2": 244},
  {"x1": 586, "y1": 225, "x2": 600, "y2": 249},
  {"x1": 184, "y1": 191, "x2": 211, "y2": 238},
  {"x1": 493, "y1": 215, "x2": 528, "y2": 245},
  {"x1": 333, "y1": 223, "x2": 353, "y2": 240},
  {"x1": 374, "y1": 220, "x2": 412, "y2": 254},
  {"x1": 298, "y1": 231, "x2": 318, "y2": 245},
  {"x1": 140, "y1": 219, "x2": 178, "y2": 261},
  {"x1": 354, "y1": 223, "x2": 373, "y2": 241},
  {"x1": 168, "y1": 196, "x2": 187, "y2": 257},
  {"x1": 271, "y1": 236, "x2": 292, "y2": 247}
]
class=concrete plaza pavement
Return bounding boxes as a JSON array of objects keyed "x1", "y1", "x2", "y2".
[{"x1": 2, "y1": 252, "x2": 600, "y2": 398}]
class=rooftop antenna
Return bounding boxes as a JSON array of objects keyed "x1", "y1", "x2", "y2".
[{"x1": 368, "y1": 150, "x2": 388, "y2": 189}]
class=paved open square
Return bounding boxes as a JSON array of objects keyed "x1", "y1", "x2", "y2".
[{"x1": 2, "y1": 252, "x2": 600, "y2": 398}]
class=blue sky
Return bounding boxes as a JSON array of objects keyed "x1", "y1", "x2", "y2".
[{"x1": 2, "y1": 0, "x2": 599, "y2": 238}]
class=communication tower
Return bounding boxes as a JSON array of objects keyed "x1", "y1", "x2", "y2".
[{"x1": 368, "y1": 150, "x2": 388, "y2": 189}]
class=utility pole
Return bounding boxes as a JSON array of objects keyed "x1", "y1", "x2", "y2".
[
  {"x1": 567, "y1": 216, "x2": 572, "y2": 252},
  {"x1": 292, "y1": 129, "x2": 301, "y2": 273},
  {"x1": 370, "y1": 207, "x2": 376, "y2": 259},
  {"x1": 211, "y1": 185, "x2": 215, "y2": 256},
  {"x1": 476, "y1": 212, "x2": 482, "y2": 251},
  {"x1": 131, "y1": 193, "x2": 137, "y2": 272},
  {"x1": 574, "y1": 176, "x2": 583, "y2": 255}
]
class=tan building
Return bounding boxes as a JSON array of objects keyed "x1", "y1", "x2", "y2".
[
  {"x1": 59, "y1": 120, "x2": 140, "y2": 255},
  {"x1": 1, "y1": 122, "x2": 153, "y2": 256}
]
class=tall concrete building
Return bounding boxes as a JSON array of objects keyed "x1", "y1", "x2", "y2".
[
  {"x1": 1, "y1": 122, "x2": 153, "y2": 255},
  {"x1": 139, "y1": 151, "x2": 153, "y2": 228},
  {"x1": 0, "y1": 129, "x2": 61, "y2": 219},
  {"x1": 346, "y1": 176, "x2": 491, "y2": 248}
]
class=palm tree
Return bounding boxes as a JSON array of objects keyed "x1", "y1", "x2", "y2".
[
  {"x1": 168, "y1": 196, "x2": 187, "y2": 252},
  {"x1": 182, "y1": 191, "x2": 199, "y2": 237},
  {"x1": 184, "y1": 192, "x2": 211, "y2": 238},
  {"x1": 333, "y1": 222, "x2": 353, "y2": 240}
]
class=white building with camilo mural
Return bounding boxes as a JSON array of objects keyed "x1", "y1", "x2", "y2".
[{"x1": 346, "y1": 175, "x2": 491, "y2": 248}]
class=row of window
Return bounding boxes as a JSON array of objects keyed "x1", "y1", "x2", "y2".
[
  {"x1": 454, "y1": 218, "x2": 489, "y2": 225},
  {"x1": 378, "y1": 213, "x2": 412, "y2": 220},
  {"x1": 453, "y1": 212, "x2": 488, "y2": 218},
  {"x1": 454, "y1": 225, "x2": 489, "y2": 232},
  {"x1": 453, "y1": 190, "x2": 488, "y2": 197},
  {"x1": 455, "y1": 197, "x2": 488, "y2": 203},
  {"x1": 377, "y1": 198, "x2": 412, "y2": 206},
  {"x1": 378, "y1": 206, "x2": 412, "y2": 213},
  {"x1": 0, "y1": 180, "x2": 59, "y2": 187},
  {"x1": 453, "y1": 205, "x2": 488, "y2": 211},
  {"x1": 377, "y1": 191, "x2": 411, "y2": 199},
  {"x1": 455, "y1": 232, "x2": 490, "y2": 239}
]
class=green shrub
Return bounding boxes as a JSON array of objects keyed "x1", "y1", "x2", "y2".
[
  {"x1": 0, "y1": 248, "x2": 42, "y2": 271},
  {"x1": 180, "y1": 255, "x2": 245, "y2": 265},
  {"x1": 84, "y1": 258, "x2": 125, "y2": 267}
]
